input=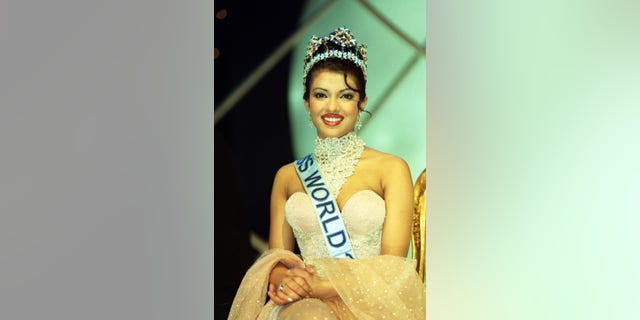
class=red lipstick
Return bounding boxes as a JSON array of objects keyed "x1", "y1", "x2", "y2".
[{"x1": 321, "y1": 114, "x2": 344, "y2": 126}]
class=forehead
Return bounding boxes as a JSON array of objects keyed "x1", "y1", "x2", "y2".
[{"x1": 309, "y1": 69, "x2": 358, "y2": 90}]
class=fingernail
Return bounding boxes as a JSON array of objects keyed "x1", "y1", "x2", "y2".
[{"x1": 287, "y1": 297, "x2": 293, "y2": 302}]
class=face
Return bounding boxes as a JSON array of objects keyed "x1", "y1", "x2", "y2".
[{"x1": 304, "y1": 69, "x2": 367, "y2": 138}]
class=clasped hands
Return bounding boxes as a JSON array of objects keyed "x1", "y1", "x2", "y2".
[{"x1": 268, "y1": 264, "x2": 328, "y2": 305}]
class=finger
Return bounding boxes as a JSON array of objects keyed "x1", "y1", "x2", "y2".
[
  {"x1": 285, "y1": 278, "x2": 311, "y2": 299},
  {"x1": 270, "y1": 283, "x2": 295, "y2": 305},
  {"x1": 286, "y1": 267, "x2": 313, "y2": 280},
  {"x1": 269, "y1": 283, "x2": 293, "y2": 305},
  {"x1": 284, "y1": 269, "x2": 315, "y2": 295},
  {"x1": 283, "y1": 277, "x2": 312, "y2": 298},
  {"x1": 267, "y1": 290, "x2": 289, "y2": 306},
  {"x1": 267, "y1": 283, "x2": 278, "y2": 297},
  {"x1": 278, "y1": 280, "x2": 302, "y2": 302},
  {"x1": 305, "y1": 264, "x2": 316, "y2": 274},
  {"x1": 286, "y1": 265, "x2": 307, "y2": 274},
  {"x1": 287, "y1": 270, "x2": 314, "y2": 288},
  {"x1": 276, "y1": 289, "x2": 295, "y2": 304}
]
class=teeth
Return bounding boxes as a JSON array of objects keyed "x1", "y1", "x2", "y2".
[{"x1": 323, "y1": 117, "x2": 342, "y2": 122}]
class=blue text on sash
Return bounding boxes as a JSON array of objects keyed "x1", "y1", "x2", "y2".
[{"x1": 295, "y1": 154, "x2": 355, "y2": 259}]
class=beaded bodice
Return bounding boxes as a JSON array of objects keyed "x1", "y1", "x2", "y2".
[{"x1": 285, "y1": 189, "x2": 385, "y2": 260}]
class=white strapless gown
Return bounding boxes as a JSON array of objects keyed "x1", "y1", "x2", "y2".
[{"x1": 285, "y1": 190, "x2": 385, "y2": 260}]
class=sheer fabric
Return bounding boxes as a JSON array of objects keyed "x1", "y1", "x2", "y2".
[{"x1": 228, "y1": 191, "x2": 426, "y2": 320}]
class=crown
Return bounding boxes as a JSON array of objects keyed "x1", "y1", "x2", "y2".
[{"x1": 302, "y1": 26, "x2": 368, "y2": 87}]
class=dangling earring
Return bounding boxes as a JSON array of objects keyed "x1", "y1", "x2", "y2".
[
  {"x1": 355, "y1": 113, "x2": 363, "y2": 131},
  {"x1": 308, "y1": 112, "x2": 314, "y2": 127}
]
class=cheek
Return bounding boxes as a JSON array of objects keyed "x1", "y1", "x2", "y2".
[
  {"x1": 347, "y1": 103, "x2": 360, "y2": 115},
  {"x1": 308, "y1": 101, "x2": 320, "y2": 113}
]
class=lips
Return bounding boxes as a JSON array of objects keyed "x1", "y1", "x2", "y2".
[{"x1": 321, "y1": 113, "x2": 344, "y2": 126}]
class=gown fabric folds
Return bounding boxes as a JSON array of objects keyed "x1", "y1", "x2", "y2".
[{"x1": 228, "y1": 190, "x2": 426, "y2": 319}]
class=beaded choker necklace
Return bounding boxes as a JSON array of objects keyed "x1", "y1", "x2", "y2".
[{"x1": 313, "y1": 131, "x2": 365, "y2": 198}]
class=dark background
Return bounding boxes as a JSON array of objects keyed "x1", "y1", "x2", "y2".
[{"x1": 214, "y1": 1, "x2": 306, "y2": 318}]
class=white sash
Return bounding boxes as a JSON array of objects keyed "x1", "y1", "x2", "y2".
[{"x1": 294, "y1": 153, "x2": 356, "y2": 259}]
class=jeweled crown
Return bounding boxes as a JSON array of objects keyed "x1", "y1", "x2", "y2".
[{"x1": 302, "y1": 26, "x2": 368, "y2": 87}]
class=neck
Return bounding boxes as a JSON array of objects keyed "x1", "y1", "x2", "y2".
[{"x1": 312, "y1": 131, "x2": 365, "y2": 197}]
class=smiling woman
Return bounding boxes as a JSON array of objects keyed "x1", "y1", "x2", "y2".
[
  {"x1": 227, "y1": 27, "x2": 425, "y2": 320},
  {"x1": 305, "y1": 68, "x2": 365, "y2": 138}
]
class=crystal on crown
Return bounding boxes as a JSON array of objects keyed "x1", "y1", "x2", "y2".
[{"x1": 302, "y1": 26, "x2": 368, "y2": 86}]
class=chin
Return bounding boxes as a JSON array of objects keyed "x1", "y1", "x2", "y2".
[{"x1": 318, "y1": 131, "x2": 352, "y2": 139}]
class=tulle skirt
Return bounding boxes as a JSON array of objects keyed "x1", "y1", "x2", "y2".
[{"x1": 228, "y1": 249, "x2": 425, "y2": 320}]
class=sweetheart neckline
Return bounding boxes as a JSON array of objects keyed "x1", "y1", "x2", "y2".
[{"x1": 286, "y1": 189, "x2": 383, "y2": 213}]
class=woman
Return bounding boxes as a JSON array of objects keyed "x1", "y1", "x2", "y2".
[{"x1": 228, "y1": 26, "x2": 425, "y2": 320}]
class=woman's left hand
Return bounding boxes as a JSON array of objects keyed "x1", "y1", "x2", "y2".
[
  {"x1": 267, "y1": 266, "x2": 313, "y2": 305},
  {"x1": 301, "y1": 265, "x2": 339, "y2": 300}
]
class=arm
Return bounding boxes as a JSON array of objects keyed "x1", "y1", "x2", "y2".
[
  {"x1": 268, "y1": 165, "x2": 296, "y2": 252},
  {"x1": 380, "y1": 157, "x2": 414, "y2": 257},
  {"x1": 266, "y1": 165, "x2": 313, "y2": 304}
]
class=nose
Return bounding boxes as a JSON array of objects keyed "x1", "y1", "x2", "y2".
[{"x1": 327, "y1": 97, "x2": 339, "y2": 112}]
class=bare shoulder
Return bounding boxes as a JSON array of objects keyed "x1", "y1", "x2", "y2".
[
  {"x1": 362, "y1": 148, "x2": 413, "y2": 200},
  {"x1": 275, "y1": 162, "x2": 297, "y2": 177},
  {"x1": 362, "y1": 147, "x2": 411, "y2": 174},
  {"x1": 273, "y1": 162, "x2": 298, "y2": 185},
  {"x1": 273, "y1": 162, "x2": 304, "y2": 197}
]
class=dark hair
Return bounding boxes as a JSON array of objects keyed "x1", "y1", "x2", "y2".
[{"x1": 303, "y1": 58, "x2": 367, "y2": 111}]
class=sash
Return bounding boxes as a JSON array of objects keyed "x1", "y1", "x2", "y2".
[{"x1": 294, "y1": 153, "x2": 356, "y2": 259}]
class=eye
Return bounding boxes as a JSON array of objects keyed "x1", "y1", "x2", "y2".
[
  {"x1": 340, "y1": 93, "x2": 355, "y2": 100},
  {"x1": 313, "y1": 92, "x2": 327, "y2": 99}
]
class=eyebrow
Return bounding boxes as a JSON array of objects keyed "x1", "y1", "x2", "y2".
[{"x1": 311, "y1": 87, "x2": 357, "y2": 93}]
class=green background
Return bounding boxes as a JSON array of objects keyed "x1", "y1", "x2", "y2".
[{"x1": 426, "y1": 1, "x2": 640, "y2": 319}]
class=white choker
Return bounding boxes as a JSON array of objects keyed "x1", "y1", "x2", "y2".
[{"x1": 313, "y1": 132, "x2": 365, "y2": 198}]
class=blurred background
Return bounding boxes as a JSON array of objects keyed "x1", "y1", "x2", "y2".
[
  {"x1": 214, "y1": 0, "x2": 426, "y2": 318},
  {"x1": 426, "y1": 1, "x2": 640, "y2": 319}
]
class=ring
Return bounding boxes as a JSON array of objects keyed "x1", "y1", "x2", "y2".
[{"x1": 278, "y1": 283, "x2": 285, "y2": 292}]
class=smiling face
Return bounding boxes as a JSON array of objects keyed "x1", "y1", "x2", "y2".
[{"x1": 304, "y1": 68, "x2": 367, "y2": 138}]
